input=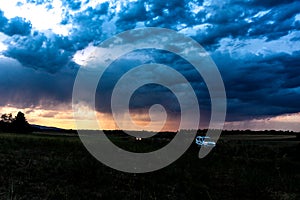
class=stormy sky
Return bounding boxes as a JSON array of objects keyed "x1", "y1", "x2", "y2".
[{"x1": 0, "y1": 0, "x2": 299, "y2": 131}]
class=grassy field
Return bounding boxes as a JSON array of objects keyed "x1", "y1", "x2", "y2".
[{"x1": 0, "y1": 132, "x2": 299, "y2": 200}]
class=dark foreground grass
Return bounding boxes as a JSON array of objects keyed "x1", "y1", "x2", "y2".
[{"x1": 0, "y1": 133, "x2": 299, "y2": 200}]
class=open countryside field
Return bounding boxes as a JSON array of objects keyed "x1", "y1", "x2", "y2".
[{"x1": 0, "y1": 132, "x2": 299, "y2": 200}]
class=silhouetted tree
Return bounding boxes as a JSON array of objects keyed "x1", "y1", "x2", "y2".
[
  {"x1": 12, "y1": 112, "x2": 31, "y2": 133},
  {"x1": 0, "y1": 112, "x2": 32, "y2": 133}
]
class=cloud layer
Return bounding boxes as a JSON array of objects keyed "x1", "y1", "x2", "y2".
[{"x1": 0, "y1": 0, "x2": 299, "y2": 128}]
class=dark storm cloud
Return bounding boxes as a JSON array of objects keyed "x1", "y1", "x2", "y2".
[
  {"x1": 68, "y1": 4, "x2": 109, "y2": 48},
  {"x1": 0, "y1": 0, "x2": 299, "y2": 124},
  {"x1": 97, "y1": 47, "x2": 295, "y2": 123},
  {"x1": 213, "y1": 51, "x2": 300, "y2": 121},
  {"x1": 190, "y1": 0, "x2": 300, "y2": 47},
  {"x1": 116, "y1": 0, "x2": 195, "y2": 30},
  {"x1": 99, "y1": 0, "x2": 300, "y2": 51},
  {"x1": 94, "y1": 49, "x2": 210, "y2": 126},
  {"x1": 0, "y1": 57, "x2": 75, "y2": 109},
  {"x1": 1, "y1": 0, "x2": 299, "y2": 72},
  {"x1": 115, "y1": 1, "x2": 147, "y2": 30},
  {"x1": 3, "y1": 32, "x2": 77, "y2": 73},
  {"x1": 247, "y1": 1, "x2": 300, "y2": 40},
  {"x1": 1, "y1": 0, "x2": 298, "y2": 72}
]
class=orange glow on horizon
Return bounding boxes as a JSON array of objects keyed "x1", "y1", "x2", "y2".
[
  {"x1": 1, "y1": 105, "x2": 299, "y2": 132},
  {"x1": 0, "y1": 105, "x2": 179, "y2": 131},
  {"x1": 0, "y1": 106, "x2": 76, "y2": 129}
]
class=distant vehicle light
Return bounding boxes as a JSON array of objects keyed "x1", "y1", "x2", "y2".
[
  {"x1": 195, "y1": 136, "x2": 216, "y2": 147},
  {"x1": 136, "y1": 137, "x2": 142, "y2": 141}
]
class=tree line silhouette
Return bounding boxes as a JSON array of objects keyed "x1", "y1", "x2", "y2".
[{"x1": 0, "y1": 111, "x2": 32, "y2": 133}]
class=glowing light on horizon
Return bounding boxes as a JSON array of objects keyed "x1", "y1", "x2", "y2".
[
  {"x1": 2, "y1": 103, "x2": 300, "y2": 132},
  {"x1": 224, "y1": 112, "x2": 300, "y2": 132},
  {"x1": 0, "y1": 105, "x2": 179, "y2": 131}
]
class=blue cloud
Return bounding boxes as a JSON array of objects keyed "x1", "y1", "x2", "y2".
[
  {"x1": 0, "y1": 57, "x2": 76, "y2": 108},
  {"x1": 213, "y1": 50, "x2": 300, "y2": 121},
  {"x1": 62, "y1": 0, "x2": 82, "y2": 10},
  {"x1": 0, "y1": 0, "x2": 299, "y2": 124},
  {"x1": 26, "y1": 0, "x2": 53, "y2": 5},
  {"x1": 3, "y1": 17, "x2": 32, "y2": 36},
  {"x1": 0, "y1": 10, "x2": 8, "y2": 30},
  {"x1": 249, "y1": 0, "x2": 297, "y2": 8},
  {"x1": 3, "y1": 32, "x2": 76, "y2": 73},
  {"x1": 0, "y1": 1, "x2": 112, "y2": 73}
]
